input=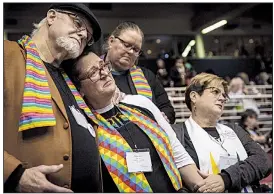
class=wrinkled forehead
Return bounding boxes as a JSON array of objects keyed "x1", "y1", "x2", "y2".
[
  {"x1": 77, "y1": 52, "x2": 101, "y2": 73},
  {"x1": 206, "y1": 80, "x2": 226, "y2": 92}
]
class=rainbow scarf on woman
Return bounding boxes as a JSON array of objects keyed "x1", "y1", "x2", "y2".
[
  {"x1": 65, "y1": 75, "x2": 182, "y2": 192},
  {"x1": 129, "y1": 66, "x2": 152, "y2": 100},
  {"x1": 91, "y1": 105, "x2": 182, "y2": 192},
  {"x1": 18, "y1": 35, "x2": 56, "y2": 131}
]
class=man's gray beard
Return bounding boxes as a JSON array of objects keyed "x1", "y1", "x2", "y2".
[{"x1": 56, "y1": 36, "x2": 81, "y2": 59}]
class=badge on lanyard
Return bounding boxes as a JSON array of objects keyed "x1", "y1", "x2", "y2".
[
  {"x1": 219, "y1": 154, "x2": 238, "y2": 170},
  {"x1": 69, "y1": 105, "x2": 96, "y2": 137},
  {"x1": 126, "y1": 148, "x2": 152, "y2": 173}
]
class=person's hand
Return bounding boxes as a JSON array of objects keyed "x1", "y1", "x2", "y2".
[
  {"x1": 194, "y1": 170, "x2": 225, "y2": 193},
  {"x1": 161, "y1": 112, "x2": 170, "y2": 123},
  {"x1": 112, "y1": 87, "x2": 126, "y2": 105},
  {"x1": 16, "y1": 164, "x2": 73, "y2": 193}
]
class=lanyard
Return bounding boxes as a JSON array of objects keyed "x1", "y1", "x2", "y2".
[
  {"x1": 208, "y1": 134, "x2": 230, "y2": 156},
  {"x1": 116, "y1": 106, "x2": 138, "y2": 149}
]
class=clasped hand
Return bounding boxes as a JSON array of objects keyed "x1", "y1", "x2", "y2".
[{"x1": 193, "y1": 170, "x2": 225, "y2": 193}]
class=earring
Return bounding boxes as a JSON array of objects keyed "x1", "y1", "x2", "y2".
[{"x1": 193, "y1": 103, "x2": 197, "y2": 116}]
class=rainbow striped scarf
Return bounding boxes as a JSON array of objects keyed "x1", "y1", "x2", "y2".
[
  {"x1": 64, "y1": 75, "x2": 182, "y2": 191},
  {"x1": 130, "y1": 66, "x2": 152, "y2": 100},
  {"x1": 62, "y1": 73, "x2": 97, "y2": 123},
  {"x1": 18, "y1": 35, "x2": 56, "y2": 131},
  {"x1": 93, "y1": 104, "x2": 182, "y2": 192},
  {"x1": 63, "y1": 66, "x2": 182, "y2": 192}
]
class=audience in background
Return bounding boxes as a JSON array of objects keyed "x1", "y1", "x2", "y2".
[
  {"x1": 240, "y1": 109, "x2": 272, "y2": 151},
  {"x1": 229, "y1": 77, "x2": 260, "y2": 115},
  {"x1": 256, "y1": 72, "x2": 272, "y2": 85},
  {"x1": 237, "y1": 72, "x2": 250, "y2": 85},
  {"x1": 184, "y1": 58, "x2": 196, "y2": 85},
  {"x1": 156, "y1": 58, "x2": 171, "y2": 87},
  {"x1": 228, "y1": 77, "x2": 246, "y2": 96},
  {"x1": 170, "y1": 57, "x2": 186, "y2": 87}
]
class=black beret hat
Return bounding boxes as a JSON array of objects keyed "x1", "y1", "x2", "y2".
[{"x1": 49, "y1": 3, "x2": 101, "y2": 42}]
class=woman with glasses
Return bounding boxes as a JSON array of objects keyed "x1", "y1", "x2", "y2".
[
  {"x1": 178, "y1": 73, "x2": 271, "y2": 192},
  {"x1": 103, "y1": 21, "x2": 176, "y2": 124}
]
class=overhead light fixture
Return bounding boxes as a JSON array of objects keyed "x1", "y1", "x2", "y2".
[
  {"x1": 189, "y1": 40, "x2": 196, "y2": 47},
  {"x1": 182, "y1": 40, "x2": 196, "y2": 57},
  {"x1": 156, "y1": 39, "x2": 161, "y2": 44},
  {"x1": 147, "y1": 50, "x2": 152, "y2": 54},
  {"x1": 201, "y1": 20, "x2": 227, "y2": 34}
]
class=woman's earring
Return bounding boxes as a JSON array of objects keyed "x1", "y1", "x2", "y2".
[{"x1": 193, "y1": 103, "x2": 197, "y2": 116}]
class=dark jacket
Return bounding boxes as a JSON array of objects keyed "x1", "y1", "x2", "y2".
[
  {"x1": 112, "y1": 66, "x2": 175, "y2": 124},
  {"x1": 172, "y1": 122, "x2": 272, "y2": 192}
]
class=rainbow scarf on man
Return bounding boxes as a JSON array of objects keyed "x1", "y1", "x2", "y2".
[{"x1": 18, "y1": 35, "x2": 56, "y2": 131}]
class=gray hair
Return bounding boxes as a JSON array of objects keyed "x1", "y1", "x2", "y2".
[{"x1": 31, "y1": 17, "x2": 47, "y2": 37}]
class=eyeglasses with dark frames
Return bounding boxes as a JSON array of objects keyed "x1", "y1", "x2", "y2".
[
  {"x1": 55, "y1": 9, "x2": 94, "y2": 46},
  {"x1": 115, "y1": 36, "x2": 142, "y2": 56},
  {"x1": 79, "y1": 61, "x2": 112, "y2": 83}
]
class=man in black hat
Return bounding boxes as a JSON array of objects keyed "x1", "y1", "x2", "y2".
[{"x1": 4, "y1": 3, "x2": 107, "y2": 192}]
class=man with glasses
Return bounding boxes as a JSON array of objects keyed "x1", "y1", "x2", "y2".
[
  {"x1": 65, "y1": 50, "x2": 205, "y2": 193},
  {"x1": 4, "y1": 3, "x2": 104, "y2": 192}
]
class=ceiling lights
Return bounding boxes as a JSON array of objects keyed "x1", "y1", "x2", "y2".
[{"x1": 201, "y1": 20, "x2": 227, "y2": 34}]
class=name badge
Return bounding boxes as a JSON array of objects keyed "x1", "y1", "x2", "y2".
[
  {"x1": 69, "y1": 105, "x2": 96, "y2": 137},
  {"x1": 126, "y1": 149, "x2": 152, "y2": 173},
  {"x1": 219, "y1": 154, "x2": 238, "y2": 170}
]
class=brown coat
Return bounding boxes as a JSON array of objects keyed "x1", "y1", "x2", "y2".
[{"x1": 4, "y1": 40, "x2": 74, "y2": 189}]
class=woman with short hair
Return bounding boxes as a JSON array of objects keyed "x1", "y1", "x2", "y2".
[{"x1": 181, "y1": 73, "x2": 271, "y2": 192}]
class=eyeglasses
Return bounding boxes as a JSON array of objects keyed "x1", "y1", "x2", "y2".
[
  {"x1": 204, "y1": 87, "x2": 229, "y2": 102},
  {"x1": 55, "y1": 10, "x2": 94, "y2": 46},
  {"x1": 79, "y1": 61, "x2": 112, "y2": 83},
  {"x1": 115, "y1": 36, "x2": 142, "y2": 56}
]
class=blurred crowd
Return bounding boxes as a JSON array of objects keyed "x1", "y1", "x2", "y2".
[
  {"x1": 156, "y1": 57, "x2": 197, "y2": 88},
  {"x1": 156, "y1": 57, "x2": 272, "y2": 89}
]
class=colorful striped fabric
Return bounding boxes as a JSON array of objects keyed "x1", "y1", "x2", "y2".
[
  {"x1": 120, "y1": 104, "x2": 182, "y2": 191},
  {"x1": 18, "y1": 35, "x2": 56, "y2": 131},
  {"x1": 130, "y1": 66, "x2": 152, "y2": 100},
  {"x1": 92, "y1": 104, "x2": 182, "y2": 192},
  {"x1": 62, "y1": 73, "x2": 97, "y2": 124}
]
